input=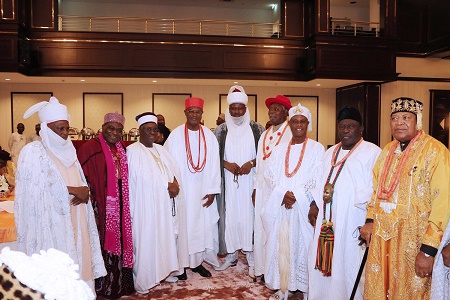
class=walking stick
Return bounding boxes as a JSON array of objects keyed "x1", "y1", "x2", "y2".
[{"x1": 349, "y1": 246, "x2": 368, "y2": 300}]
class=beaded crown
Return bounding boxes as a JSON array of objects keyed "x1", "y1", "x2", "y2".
[{"x1": 391, "y1": 97, "x2": 423, "y2": 115}]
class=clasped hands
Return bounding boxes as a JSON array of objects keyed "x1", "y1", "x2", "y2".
[
  {"x1": 67, "y1": 186, "x2": 90, "y2": 206},
  {"x1": 224, "y1": 160, "x2": 253, "y2": 176},
  {"x1": 282, "y1": 191, "x2": 296, "y2": 210}
]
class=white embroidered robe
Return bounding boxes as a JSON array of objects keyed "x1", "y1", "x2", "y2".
[
  {"x1": 262, "y1": 139, "x2": 324, "y2": 292},
  {"x1": 127, "y1": 142, "x2": 189, "y2": 293},
  {"x1": 164, "y1": 124, "x2": 221, "y2": 260},
  {"x1": 254, "y1": 121, "x2": 292, "y2": 276},
  {"x1": 308, "y1": 140, "x2": 381, "y2": 300},
  {"x1": 431, "y1": 224, "x2": 450, "y2": 300},
  {"x1": 14, "y1": 142, "x2": 106, "y2": 283}
]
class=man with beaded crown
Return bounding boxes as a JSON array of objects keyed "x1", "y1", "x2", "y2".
[
  {"x1": 14, "y1": 96, "x2": 106, "y2": 292},
  {"x1": 77, "y1": 112, "x2": 134, "y2": 298},
  {"x1": 164, "y1": 97, "x2": 221, "y2": 279},
  {"x1": 253, "y1": 94, "x2": 293, "y2": 281},
  {"x1": 263, "y1": 103, "x2": 324, "y2": 300},
  {"x1": 308, "y1": 106, "x2": 381, "y2": 300},
  {"x1": 127, "y1": 112, "x2": 189, "y2": 293},
  {"x1": 213, "y1": 85, "x2": 264, "y2": 275},
  {"x1": 360, "y1": 97, "x2": 450, "y2": 300}
]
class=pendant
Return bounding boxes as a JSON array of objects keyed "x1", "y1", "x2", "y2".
[{"x1": 323, "y1": 182, "x2": 334, "y2": 203}]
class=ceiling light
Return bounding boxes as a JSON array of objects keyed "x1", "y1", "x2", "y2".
[
  {"x1": 152, "y1": 80, "x2": 157, "y2": 83},
  {"x1": 316, "y1": 84, "x2": 321, "y2": 86},
  {"x1": 5, "y1": 78, "x2": 10, "y2": 81},
  {"x1": 80, "y1": 79, "x2": 85, "y2": 82},
  {"x1": 234, "y1": 81, "x2": 238, "y2": 84}
]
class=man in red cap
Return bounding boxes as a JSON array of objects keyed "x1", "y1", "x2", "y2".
[
  {"x1": 253, "y1": 95, "x2": 293, "y2": 281},
  {"x1": 165, "y1": 97, "x2": 221, "y2": 279}
]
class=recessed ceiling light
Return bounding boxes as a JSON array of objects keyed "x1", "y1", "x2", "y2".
[
  {"x1": 80, "y1": 79, "x2": 85, "y2": 82},
  {"x1": 234, "y1": 81, "x2": 238, "y2": 84},
  {"x1": 152, "y1": 80, "x2": 157, "y2": 83},
  {"x1": 5, "y1": 78, "x2": 10, "y2": 81},
  {"x1": 316, "y1": 84, "x2": 321, "y2": 86}
]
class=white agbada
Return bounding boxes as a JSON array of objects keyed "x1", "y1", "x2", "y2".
[
  {"x1": 262, "y1": 138, "x2": 324, "y2": 292},
  {"x1": 8, "y1": 132, "x2": 27, "y2": 165},
  {"x1": 14, "y1": 141, "x2": 106, "y2": 286},
  {"x1": 254, "y1": 121, "x2": 292, "y2": 277},
  {"x1": 222, "y1": 109, "x2": 256, "y2": 253},
  {"x1": 308, "y1": 140, "x2": 381, "y2": 300},
  {"x1": 165, "y1": 124, "x2": 221, "y2": 267},
  {"x1": 127, "y1": 142, "x2": 189, "y2": 293},
  {"x1": 431, "y1": 224, "x2": 450, "y2": 300}
]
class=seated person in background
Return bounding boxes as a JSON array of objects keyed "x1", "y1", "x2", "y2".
[{"x1": 0, "y1": 149, "x2": 16, "y2": 188}]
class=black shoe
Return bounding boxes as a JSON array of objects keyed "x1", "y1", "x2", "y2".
[
  {"x1": 261, "y1": 274, "x2": 265, "y2": 283},
  {"x1": 176, "y1": 270, "x2": 187, "y2": 280},
  {"x1": 191, "y1": 264, "x2": 212, "y2": 277}
]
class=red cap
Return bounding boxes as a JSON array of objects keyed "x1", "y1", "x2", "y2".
[
  {"x1": 185, "y1": 97, "x2": 204, "y2": 110},
  {"x1": 265, "y1": 95, "x2": 292, "y2": 109}
]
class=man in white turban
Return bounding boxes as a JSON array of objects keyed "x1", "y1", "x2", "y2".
[
  {"x1": 213, "y1": 86, "x2": 264, "y2": 276},
  {"x1": 14, "y1": 96, "x2": 106, "y2": 292}
]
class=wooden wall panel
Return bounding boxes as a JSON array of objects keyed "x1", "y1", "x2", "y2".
[
  {"x1": 132, "y1": 48, "x2": 214, "y2": 69},
  {"x1": 283, "y1": 0, "x2": 304, "y2": 37},
  {"x1": 1, "y1": 0, "x2": 15, "y2": 20},
  {"x1": 31, "y1": 0, "x2": 55, "y2": 29},
  {"x1": 36, "y1": 46, "x2": 123, "y2": 67}
]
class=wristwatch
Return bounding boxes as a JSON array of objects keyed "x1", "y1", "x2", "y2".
[{"x1": 249, "y1": 160, "x2": 254, "y2": 167}]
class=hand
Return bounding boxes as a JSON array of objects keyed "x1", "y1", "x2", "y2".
[
  {"x1": 359, "y1": 223, "x2": 373, "y2": 246},
  {"x1": 68, "y1": 186, "x2": 89, "y2": 205},
  {"x1": 238, "y1": 161, "x2": 253, "y2": 175},
  {"x1": 168, "y1": 181, "x2": 180, "y2": 198},
  {"x1": 415, "y1": 251, "x2": 434, "y2": 278},
  {"x1": 308, "y1": 204, "x2": 319, "y2": 227},
  {"x1": 442, "y1": 244, "x2": 450, "y2": 267},
  {"x1": 282, "y1": 191, "x2": 296, "y2": 209},
  {"x1": 251, "y1": 189, "x2": 256, "y2": 207},
  {"x1": 224, "y1": 161, "x2": 240, "y2": 175},
  {"x1": 202, "y1": 194, "x2": 215, "y2": 208}
]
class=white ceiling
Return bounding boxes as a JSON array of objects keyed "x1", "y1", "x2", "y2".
[{"x1": 0, "y1": 72, "x2": 364, "y2": 89}]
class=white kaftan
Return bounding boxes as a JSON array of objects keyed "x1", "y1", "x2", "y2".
[
  {"x1": 127, "y1": 142, "x2": 189, "y2": 293},
  {"x1": 254, "y1": 121, "x2": 292, "y2": 277},
  {"x1": 262, "y1": 139, "x2": 323, "y2": 293},
  {"x1": 308, "y1": 140, "x2": 381, "y2": 300},
  {"x1": 14, "y1": 141, "x2": 106, "y2": 288},
  {"x1": 431, "y1": 224, "x2": 450, "y2": 300},
  {"x1": 8, "y1": 132, "x2": 27, "y2": 165},
  {"x1": 165, "y1": 124, "x2": 221, "y2": 267}
]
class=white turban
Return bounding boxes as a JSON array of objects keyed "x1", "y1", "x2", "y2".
[
  {"x1": 23, "y1": 96, "x2": 70, "y2": 123},
  {"x1": 226, "y1": 85, "x2": 248, "y2": 105},
  {"x1": 137, "y1": 114, "x2": 158, "y2": 127},
  {"x1": 289, "y1": 103, "x2": 313, "y2": 132}
]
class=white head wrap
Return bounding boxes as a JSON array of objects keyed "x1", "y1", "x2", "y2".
[
  {"x1": 226, "y1": 85, "x2": 248, "y2": 105},
  {"x1": 23, "y1": 97, "x2": 76, "y2": 168},
  {"x1": 23, "y1": 96, "x2": 70, "y2": 123},
  {"x1": 137, "y1": 114, "x2": 158, "y2": 127},
  {"x1": 289, "y1": 103, "x2": 313, "y2": 132}
]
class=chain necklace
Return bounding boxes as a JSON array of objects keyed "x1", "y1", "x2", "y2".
[
  {"x1": 262, "y1": 124, "x2": 289, "y2": 160},
  {"x1": 377, "y1": 131, "x2": 421, "y2": 200},
  {"x1": 184, "y1": 123, "x2": 207, "y2": 173},
  {"x1": 284, "y1": 137, "x2": 308, "y2": 178}
]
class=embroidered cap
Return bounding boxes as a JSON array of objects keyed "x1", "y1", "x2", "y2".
[
  {"x1": 289, "y1": 103, "x2": 312, "y2": 131},
  {"x1": 135, "y1": 112, "x2": 158, "y2": 127},
  {"x1": 391, "y1": 97, "x2": 423, "y2": 130},
  {"x1": 104, "y1": 111, "x2": 125, "y2": 126}
]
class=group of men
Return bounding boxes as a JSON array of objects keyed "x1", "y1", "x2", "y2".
[{"x1": 11, "y1": 88, "x2": 450, "y2": 300}]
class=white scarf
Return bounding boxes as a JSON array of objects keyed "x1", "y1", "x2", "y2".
[{"x1": 40, "y1": 123, "x2": 77, "y2": 168}]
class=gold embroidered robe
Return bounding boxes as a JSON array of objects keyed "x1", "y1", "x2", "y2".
[{"x1": 364, "y1": 132, "x2": 450, "y2": 300}]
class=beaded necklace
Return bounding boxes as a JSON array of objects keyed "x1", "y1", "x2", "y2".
[
  {"x1": 377, "y1": 131, "x2": 421, "y2": 200},
  {"x1": 284, "y1": 137, "x2": 308, "y2": 178},
  {"x1": 184, "y1": 123, "x2": 207, "y2": 173},
  {"x1": 262, "y1": 124, "x2": 289, "y2": 160}
]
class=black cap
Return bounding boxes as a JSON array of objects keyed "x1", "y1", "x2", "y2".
[
  {"x1": 0, "y1": 149, "x2": 11, "y2": 161},
  {"x1": 337, "y1": 106, "x2": 362, "y2": 125}
]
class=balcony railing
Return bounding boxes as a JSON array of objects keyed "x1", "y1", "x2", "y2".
[
  {"x1": 58, "y1": 15, "x2": 282, "y2": 38},
  {"x1": 331, "y1": 18, "x2": 380, "y2": 37}
]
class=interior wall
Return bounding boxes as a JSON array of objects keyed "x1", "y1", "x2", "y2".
[
  {"x1": 379, "y1": 81, "x2": 450, "y2": 148},
  {"x1": 0, "y1": 82, "x2": 336, "y2": 149},
  {"x1": 60, "y1": 1, "x2": 275, "y2": 23},
  {"x1": 330, "y1": 6, "x2": 370, "y2": 21}
]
